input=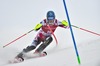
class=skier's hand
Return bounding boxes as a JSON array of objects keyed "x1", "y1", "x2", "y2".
[
  {"x1": 61, "y1": 20, "x2": 69, "y2": 27},
  {"x1": 34, "y1": 23, "x2": 42, "y2": 31}
]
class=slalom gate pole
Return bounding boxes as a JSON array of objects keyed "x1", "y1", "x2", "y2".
[
  {"x1": 3, "y1": 29, "x2": 34, "y2": 48},
  {"x1": 63, "y1": 0, "x2": 81, "y2": 64},
  {"x1": 72, "y1": 25, "x2": 100, "y2": 36}
]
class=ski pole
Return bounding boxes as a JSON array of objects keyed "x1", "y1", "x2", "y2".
[
  {"x1": 72, "y1": 25, "x2": 100, "y2": 36},
  {"x1": 63, "y1": 0, "x2": 81, "y2": 64},
  {"x1": 3, "y1": 29, "x2": 34, "y2": 48}
]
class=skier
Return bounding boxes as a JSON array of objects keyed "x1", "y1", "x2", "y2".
[{"x1": 14, "y1": 10, "x2": 69, "y2": 62}]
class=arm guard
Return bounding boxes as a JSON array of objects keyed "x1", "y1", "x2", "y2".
[
  {"x1": 61, "y1": 20, "x2": 69, "y2": 27},
  {"x1": 34, "y1": 23, "x2": 42, "y2": 31}
]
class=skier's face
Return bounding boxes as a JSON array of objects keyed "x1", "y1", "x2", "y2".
[{"x1": 48, "y1": 19, "x2": 54, "y2": 25}]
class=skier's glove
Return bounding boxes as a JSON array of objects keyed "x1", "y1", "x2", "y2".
[
  {"x1": 34, "y1": 23, "x2": 42, "y2": 31},
  {"x1": 61, "y1": 20, "x2": 69, "y2": 27}
]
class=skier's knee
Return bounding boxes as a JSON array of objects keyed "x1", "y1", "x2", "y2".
[
  {"x1": 46, "y1": 36, "x2": 53, "y2": 41},
  {"x1": 44, "y1": 36, "x2": 53, "y2": 45},
  {"x1": 32, "y1": 39, "x2": 41, "y2": 47}
]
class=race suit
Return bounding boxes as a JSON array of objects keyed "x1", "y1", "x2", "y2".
[{"x1": 16, "y1": 19, "x2": 68, "y2": 58}]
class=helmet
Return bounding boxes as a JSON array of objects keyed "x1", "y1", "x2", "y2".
[{"x1": 47, "y1": 11, "x2": 55, "y2": 20}]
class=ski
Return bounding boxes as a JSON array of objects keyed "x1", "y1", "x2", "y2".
[{"x1": 8, "y1": 51, "x2": 47, "y2": 64}]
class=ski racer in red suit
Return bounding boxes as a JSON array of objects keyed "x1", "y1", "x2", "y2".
[{"x1": 15, "y1": 11, "x2": 69, "y2": 61}]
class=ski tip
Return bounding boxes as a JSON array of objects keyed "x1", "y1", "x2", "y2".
[
  {"x1": 43, "y1": 51, "x2": 47, "y2": 55},
  {"x1": 8, "y1": 57, "x2": 24, "y2": 64}
]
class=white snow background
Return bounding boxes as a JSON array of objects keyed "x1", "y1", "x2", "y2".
[{"x1": 0, "y1": 0, "x2": 100, "y2": 66}]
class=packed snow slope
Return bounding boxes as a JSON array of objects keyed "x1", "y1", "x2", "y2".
[{"x1": 0, "y1": 0, "x2": 100, "y2": 66}]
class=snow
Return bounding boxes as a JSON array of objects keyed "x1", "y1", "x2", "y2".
[{"x1": 0, "y1": 0, "x2": 100, "y2": 66}]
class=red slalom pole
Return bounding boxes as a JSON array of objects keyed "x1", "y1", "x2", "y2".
[
  {"x1": 47, "y1": 25, "x2": 58, "y2": 45},
  {"x1": 72, "y1": 25, "x2": 100, "y2": 36},
  {"x1": 3, "y1": 29, "x2": 34, "y2": 48}
]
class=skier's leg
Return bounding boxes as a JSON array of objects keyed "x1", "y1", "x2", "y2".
[
  {"x1": 16, "y1": 37, "x2": 41, "y2": 58},
  {"x1": 35, "y1": 36, "x2": 53, "y2": 53},
  {"x1": 16, "y1": 46, "x2": 36, "y2": 58}
]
